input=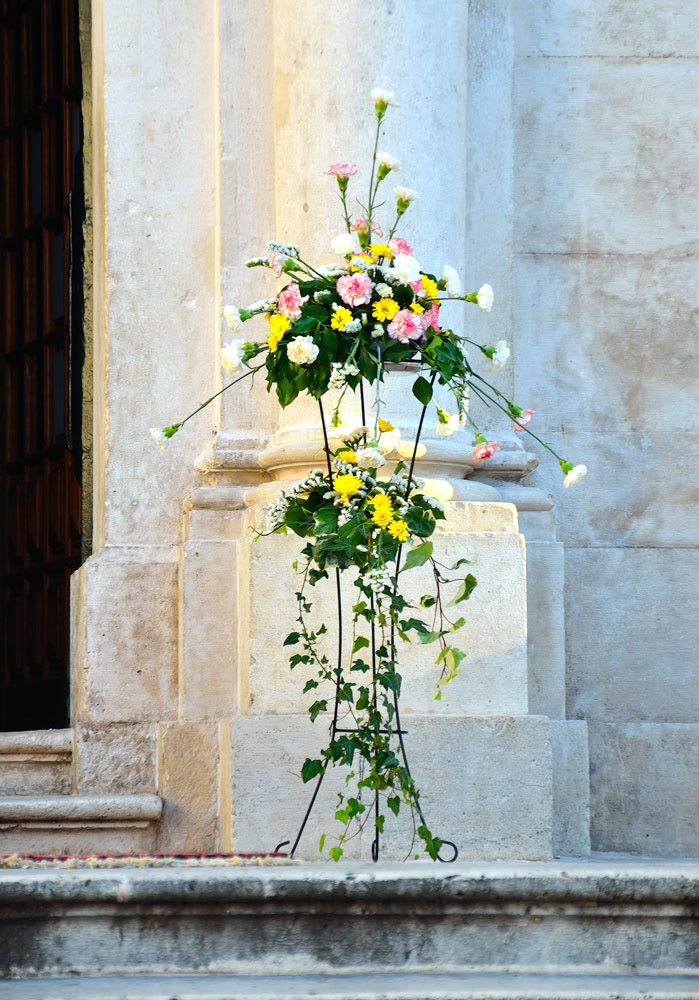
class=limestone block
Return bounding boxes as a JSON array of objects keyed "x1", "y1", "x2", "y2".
[
  {"x1": 515, "y1": 0, "x2": 699, "y2": 58},
  {"x1": 589, "y1": 722, "x2": 699, "y2": 857},
  {"x1": 157, "y1": 720, "x2": 222, "y2": 853},
  {"x1": 70, "y1": 550, "x2": 179, "y2": 724},
  {"x1": 512, "y1": 253, "x2": 698, "y2": 548},
  {"x1": 550, "y1": 720, "x2": 590, "y2": 858},
  {"x1": 231, "y1": 714, "x2": 553, "y2": 862},
  {"x1": 0, "y1": 730, "x2": 73, "y2": 797},
  {"x1": 75, "y1": 723, "x2": 156, "y2": 795},
  {"x1": 564, "y1": 548, "x2": 699, "y2": 724},
  {"x1": 525, "y1": 540, "x2": 566, "y2": 718},
  {"x1": 241, "y1": 502, "x2": 529, "y2": 718},
  {"x1": 181, "y1": 539, "x2": 238, "y2": 719},
  {"x1": 515, "y1": 59, "x2": 699, "y2": 254}
]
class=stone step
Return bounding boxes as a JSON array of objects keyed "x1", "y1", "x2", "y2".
[
  {"x1": 0, "y1": 794, "x2": 163, "y2": 855},
  {"x1": 1, "y1": 971, "x2": 698, "y2": 1000},
  {"x1": 1, "y1": 860, "x2": 697, "y2": 981},
  {"x1": 0, "y1": 731, "x2": 73, "y2": 797}
]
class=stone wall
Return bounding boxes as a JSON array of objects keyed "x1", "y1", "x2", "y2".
[{"x1": 512, "y1": 0, "x2": 699, "y2": 854}]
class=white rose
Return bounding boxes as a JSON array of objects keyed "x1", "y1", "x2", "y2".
[
  {"x1": 488, "y1": 340, "x2": 510, "y2": 371},
  {"x1": 442, "y1": 265, "x2": 462, "y2": 298},
  {"x1": 564, "y1": 464, "x2": 588, "y2": 488},
  {"x1": 150, "y1": 427, "x2": 169, "y2": 450},
  {"x1": 394, "y1": 185, "x2": 418, "y2": 204},
  {"x1": 220, "y1": 341, "x2": 248, "y2": 375},
  {"x1": 223, "y1": 305, "x2": 242, "y2": 332},
  {"x1": 286, "y1": 335, "x2": 319, "y2": 366},
  {"x1": 375, "y1": 283, "x2": 393, "y2": 298},
  {"x1": 331, "y1": 233, "x2": 356, "y2": 256},
  {"x1": 391, "y1": 254, "x2": 421, "y2": 285},
  {"x1": 377, "y1": 151, "x2": 400, "y2": 171},
  {"x1": 477, "y1": 283, "x2": 494, "y2": 312},
  {"x1": 356, "y1": 446, "x2": 386, "y2": 470}
]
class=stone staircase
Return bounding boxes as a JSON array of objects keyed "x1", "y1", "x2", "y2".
[
  {"x1": 0, "y1": 731, "x2": 162, "y2": 855},
  {"x1": 0, "y1": 859, "x2": 697, "y2": 999}
]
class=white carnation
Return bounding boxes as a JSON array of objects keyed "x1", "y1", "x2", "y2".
[
  {"x1": 377, "y1": 151, "x2": 400, "y2": 171},
  {"x1": 564, "y1": 464, "x2": 588, "y2": 488},
  {"x1": 435, "y1": 413, "x2": 460, "y2": 437},
  {"x1": 220, "y1": 341, "x2": 248, "y2": 375},
  {"x1": 223, "y1": 305, "x2": 242, "y2": 333},
  {"x1": 286, "y1": 336, "x2": 319, "y2": 366},
  {"x1": 150, "y1": 427, "x2": 169, "y2": 450},
  {"x1": 331, "y1": 233, "x2": 356, "y2": 256},
  {"x1": 394, "y1": 185, "x2": 418, "y2": 203},
  {"x1": 371, "y1": 88, "x2": 398, "y2": 107},
  {"x1": 391, "y1": 254, "x2": 421, "y2": 285},
  {"x1": 488, "y1": 340, "x2": 510, "y2": 371},
  {"x1": 442, "y1": 265, "x2": 462, "y2": 298},
  {"x1": 477, "y1": 283, "x2": 494, "y2": 312},
  {"x1": 356, "y1": 446, "x2": 386, "y2": 470}
]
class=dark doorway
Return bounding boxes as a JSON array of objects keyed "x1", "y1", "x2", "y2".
[{"x1": 1, "y1": 0, "x2": 85, "y2": 731}]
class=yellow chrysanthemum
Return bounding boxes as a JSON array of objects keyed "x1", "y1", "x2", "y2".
[
  {"x1": 377, "y1": 418, "x2": 394, "y2": 432},
  {"x1": 336, "y1": 448, "x2": 357, "y2": 463},
  {"x1": 371, "y1": 506, "x2": 394, "y2": 529},
  {"x1": 410, "y1": 302, "x2": 425, "y2": 315},
  {"x1": 367, "y1": 493, "x2": 393, "y2": 509},
  {"x1": 372, "y1": 298, "x2": 400, "y2": 323},
  {"x1": 388, "y1": 519, "x2": 410, "y2": 542},
  {"x1": 331, "y1": 307, "x2": 353, "y2": 331},
  {"x1": 267, "y1": 313, "x2": 291, "y2": 352},
  {"x1": 421, "y1": 275, "x2": 440, "y2": 300},
  {"x1": 369, "y1": 242, "x2": 394, "y2": 259},
  {"x1": 333, "y1": 473, "x2": 363, "y2": 503}
]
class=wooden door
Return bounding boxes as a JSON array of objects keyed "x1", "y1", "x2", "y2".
[{"x1": 0, "y1": 0, "x2": 84, "y2": 731}]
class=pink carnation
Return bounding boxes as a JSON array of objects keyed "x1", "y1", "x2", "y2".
[
  {"x1": 469, "y1": 441, "x2": 501, "y2": 463},
  {"x1": 513, "y1": 408, "x2": 536, "y2": 432},
  {"x1": 421, "y1": 304, "x2": 441, "y2": 334},
  {"x1": 325, "y1": 163, "x2": 358, "y2": 178},
  {"x1": 386, "y1": 308, "x2": 424, "y2": 344},
  {"x1": 336, "y1": 272, "x2": 373, "y2": 308},
  {"x1": 389, "y1": 236, "x2": 413, "y2": 256},
  {"x1": 351, "y1": 217, "x2": 383, "y2": 236},
  {"x1": 270, "y1": 251, "x2": 286, "y2": 277},
  {"x1": 277, "y1": 282, "x2": 308, "y2": 320}
]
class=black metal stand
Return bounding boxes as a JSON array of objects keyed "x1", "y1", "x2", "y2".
[{"x1": 277, "y1": 375, "x2": 458, "y2": 863}]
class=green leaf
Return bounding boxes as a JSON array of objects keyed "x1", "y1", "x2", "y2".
[
  {"x1": 309, "y1": 699, "x2": 328, "y2": 722},
  {"x1": 301, "y1": 758, "x2": 324, "y2": 783},
  {"x1": 419, "y1": 594, "x2": 437, "y2": 608},
  {"x1": 432, "y1": 688, "x2": 443, "y2": 701},
  {"x1": 412, "y1": 375, "x2": 433, "y2": 407},
  {"x1": 284, "y1": 632, "x2": 301, "y2": 646},
  {"x1": 387, "y1": 796, "x2": 400, "y2": 816},
  {"x1": 352, "y1": 636, "x2": 370, "y2": 653},
  {"x1": 404, "y1": 506, "x2": 436, "y2": 537},
  {"x1": 319, "y1": 834, "x2": 326, "y2": 853},
  {"x1": 402, "y1": 540, "x2": 433, "y2": 571},
  {"x1": 376, "y1": 814, "x2": 385, "y2": 833},
  {"x1": 448, "y1": 573, "x2": 478, "y2": 605},
  {"x1": 329, "y1": 846, "x2": 344, "y2": 862}
]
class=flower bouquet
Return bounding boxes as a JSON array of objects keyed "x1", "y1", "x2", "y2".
[{"x1": 153, "y1": 89, "x2": 586, "y2": 861}]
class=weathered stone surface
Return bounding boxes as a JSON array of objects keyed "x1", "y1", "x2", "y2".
[
  {"x1": 550, "y1": 720, "x2": 590, "y2": 858},
  {"x1": 181, "y1": 539, "x2": 238, "y2": 719},
  {"x1": 156, "y1": 721, "x2": 221, "y2": 853},
  {"x1": 75, "y1": 723, "x2": 157, "y2": 795},
  {"x1": 231, "y1": 714, "x2": 553, "y2": 862},
  {"x1": 0, "y1": 731, "x2": 73, "y2": 797},
  {"x1": 525, "y1": 540, "x2": 566, "y2": 718},
  {"x1": 589, "y1": 722, "x2": 699, "y2": 857},
  {"x1": 564, "y1": 549, "x2": 699, "y2": 724},
  {"x1": 514, "y1": 59, "x2": 699, "y2": 255},
  {"x1": 71, "y1": 553, "x2": 179, "y2": 724},
  {"x1": 242, "y1": 503, "x2": 530, "y2": 718},
  {"x1": 515, "y1": 0, "x2": 699, "y2": 57},
  {"x1": 1, "y1": 861, "x2": 697, "y2": 979}
]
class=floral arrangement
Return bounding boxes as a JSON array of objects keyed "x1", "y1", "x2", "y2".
[{"x1": 152, "y1": 89, "x2": 586, "y2": 861}]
